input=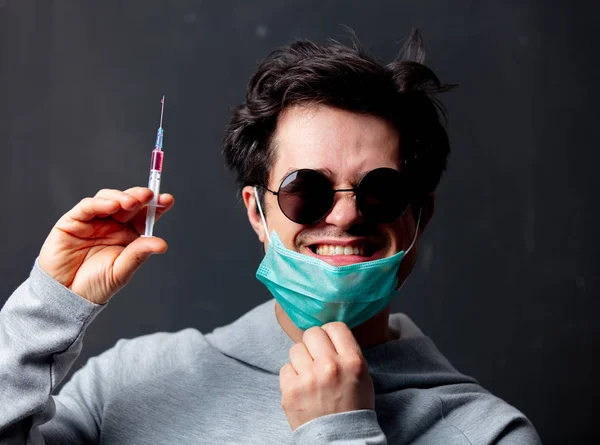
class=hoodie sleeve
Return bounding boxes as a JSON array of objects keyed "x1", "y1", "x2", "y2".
[
  {"x1": 0, "y1": 259, "x2": 106, "y2": 444},
  {"x1": 437, "y1": 386, "x2": 542, "y2": 445},
  {"x1": 292, "y1": 410, "x2": 387, "y2": 445}
]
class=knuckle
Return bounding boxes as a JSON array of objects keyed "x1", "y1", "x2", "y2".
[
  {"x1": 132, "y1": 252, "x2": 148, "y2": 268},
  {"x1": 301, "y1": 373, "x2": 317, "y2": 391},
  {"x1": 323, "y1": 321, "x2": 346, "y2": 329},
  {"x1": 121, "y1": 193, "x2": 137, "y2": 206},
  {"x1": 95, "y1": 188, "x2": 112, "y2": 196},
  {"x1": 284, "y1": 382, "x2": 302, "y2": 401},
  {"x1": 290, "y1": 343, "x2": 304, "y2": 353},
  {"x1": 343, "y1": 355, "x2": 366, "y2": 375},
  {"x1": 289, "y1": 343, "x2": 304, "y2": 357},
  {"x1": 61, "y1": 214, "x2": 77, "y2": 227},
  {"x1": 280, "y1": 363, "x2": 293, "y2": 378},
  {"x1": 323, "y1": 321, "x2": 349, "y2": 333},
  {"x1": 281, "y1": 393, "x2": 295, "y2": 411},
  {"x1": 302, "y1": 326, "x2": 322, "y2": 342},
  {"x1": 318, "y1": 358, "x2": 340, "y2": 381}
]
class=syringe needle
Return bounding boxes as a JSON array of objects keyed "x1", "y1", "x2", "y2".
[
  {"x1": 154, "y1": 95, "x2": 165, "y2": 151},
  {"x1": 159, "y1": 95, "x2": 165, "y2": 128}
]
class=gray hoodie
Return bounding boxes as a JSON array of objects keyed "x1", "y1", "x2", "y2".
[{"x1": 0, "y1": 261, "x2": 541, "y2": 444}]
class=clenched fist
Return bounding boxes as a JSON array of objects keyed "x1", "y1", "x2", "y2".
[
  {"x1": 279, "y1": 322, "x2": 375, "y2": 431},
  {"x1": 38, "y1": 187, "x2": 174, "y2": 305}
]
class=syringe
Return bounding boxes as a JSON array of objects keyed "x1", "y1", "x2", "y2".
[{"x1": 143, "y1": 95, "x2": 165, "y2": 237}]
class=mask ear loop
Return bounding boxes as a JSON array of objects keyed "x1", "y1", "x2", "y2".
[
  {"x1": 253, "y1": 186, "x2": 272, "y2": 243},
  {"x1": 395, "y1": 206, "x2": 422, "y2": 291},
  {"x1": 405, "y1": 206, "x2": 422, "y2": 255}
]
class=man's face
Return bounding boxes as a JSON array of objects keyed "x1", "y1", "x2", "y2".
[{"x1": 243, "y1": 105, "x2": 423, "y2": 282}]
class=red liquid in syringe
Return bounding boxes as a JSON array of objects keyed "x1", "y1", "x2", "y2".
[{"x1": 150, "y1": 149, "x2": 164, "y2": 172}]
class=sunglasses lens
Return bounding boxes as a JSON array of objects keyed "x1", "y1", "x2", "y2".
[
  {"x1": 357, "y1": 168, "x2": 410, "y2": 223},
  {"x1": 278, "y1": 169, "x2": 333, "y2": 224}
]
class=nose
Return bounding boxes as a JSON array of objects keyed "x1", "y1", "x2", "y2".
[{"x1": 323, "y1": 191, "x2": 363, "y2": 230}]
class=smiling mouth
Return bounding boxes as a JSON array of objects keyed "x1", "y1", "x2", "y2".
[{"x1": 307, "y1": 243, "x2": 378, "y2": 257}]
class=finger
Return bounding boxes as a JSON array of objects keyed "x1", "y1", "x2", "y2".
[
  {"x1": 279, "y1": 363, "x2": 297, "y2": 391},
  {"x1": 302, "y1": 326, "x2": 338, "y2": 359},
  {"x1": 95, "y1": 188, "x2": 149, "y2": 209},
  {"x1": 95, "y1": 188, "x2": 154, "y2": 223},
  {"x1": 122, "y1": 186, "x2": 155, "y2": 200},
  {"x1": 321, "y1": 322, "x2": 363, "y2": 356},
  {"x1": 289, "y1": 342, "x2": 313, "y2": 374},
  {"x1": 130, "y1": 194, "x2": 175, "y2": 233},
  {"x1": 95, "y1": 188, "x2": 173, "y2": 226},
  {"x1": 112, "y1": 236, "x2": 168, "y2": 286},
  {"x1": 54, "y1": 213, "x2": 128, "y2": 240},
  {"x1": 121, "y1": 187, "x2": 165, "y2": 211},
  {"x1": 117, "y1": 193, "x2": 174, "y2": 225},
  {"x1": 98, "y1": 186, "x2": 155, "y2": 201},
  {"x1": 64, "y1": 197, "x2": 121, "y2": 223}
]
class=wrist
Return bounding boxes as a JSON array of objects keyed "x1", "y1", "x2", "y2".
[{"x1": 292, "y1": 410, "x2": 385, "y2": 445}]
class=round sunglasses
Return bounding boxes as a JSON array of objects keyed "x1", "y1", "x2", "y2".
[{"x1": 259, "y1": 168, "x2": 412, "y2": 225}]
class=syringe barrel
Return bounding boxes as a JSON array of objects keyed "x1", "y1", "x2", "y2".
[
  {"x1": 144, "y1": 169, "x2": 161, "y2": 237},
  {"x1": 150, "y1": 149, "x2": 164, "y2": 171},
  {"x1": 144, "y1": 206, "x2": 157, "y2": 237},
  {"x1": 147, "y1": 169, "x2": 161, "y2": 200}
]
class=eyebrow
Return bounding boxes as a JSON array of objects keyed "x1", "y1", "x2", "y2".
[
  {"x1": 277, "y1": 167, "x2": 331, "y2": 185},
  {"x1": 276, "y1": 167, "x2": 370, "y2": 186}
]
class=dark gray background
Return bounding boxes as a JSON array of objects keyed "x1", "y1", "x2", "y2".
[{"x1": 1, "y1": 1, "x2": 598, "y2": 443}]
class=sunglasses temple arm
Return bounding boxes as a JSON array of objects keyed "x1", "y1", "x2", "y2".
[{"x1": 253, "y1": 187, "x2": 272, "y2": 243}]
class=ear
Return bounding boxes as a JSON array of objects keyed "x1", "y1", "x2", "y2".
[
  {"x1": 242, "y1": 186, "x2": 266, "y2": 243},
  {"x1": 414, "y1": 192, "x2": 435, "y2": 233}
]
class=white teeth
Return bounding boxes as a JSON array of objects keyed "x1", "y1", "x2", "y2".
[{"x1": 313, "y1": 245, "x2": 365, "y2": 256}]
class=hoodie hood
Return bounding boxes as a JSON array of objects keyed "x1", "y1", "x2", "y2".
[{"x1": 205, "y1": 299, "x2": 477, "y2": 394}]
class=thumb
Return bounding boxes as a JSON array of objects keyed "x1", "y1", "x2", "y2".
[{"x1": 112, "y1": 236, "x2": 168, "y2": 286}]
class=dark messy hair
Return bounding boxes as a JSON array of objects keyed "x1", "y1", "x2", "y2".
[{"x1": 223, "y1": 28, "x2": 456, "y2": 209}]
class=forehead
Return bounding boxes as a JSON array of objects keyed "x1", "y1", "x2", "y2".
[{"x1": 269, "y1": 105, "x2": 401, "y2": 185}]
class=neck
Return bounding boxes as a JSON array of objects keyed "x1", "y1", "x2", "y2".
[{"x1": 274, "y1": 302, "x2": 399, "y2": 349}]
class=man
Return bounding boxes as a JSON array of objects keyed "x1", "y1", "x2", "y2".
[{"x1": 0, "y1": 30, "x2": 541, "y2": 444}]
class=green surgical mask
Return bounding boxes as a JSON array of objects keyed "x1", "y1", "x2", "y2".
[{"x1": 253, "y1": 187, "x2": 419, "y2": 330}]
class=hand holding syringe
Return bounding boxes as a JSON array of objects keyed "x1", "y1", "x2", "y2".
[
  {"x1": 143, "y1": 95, "x2": 166, "y2": 237},
  {"x1": 37, "y1": 95, "x2": 174, "y2": 305}
]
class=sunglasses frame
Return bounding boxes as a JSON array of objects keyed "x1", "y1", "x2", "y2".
[{"x1": 259, "y1": 167, "x2": 411, "y2": 225}]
